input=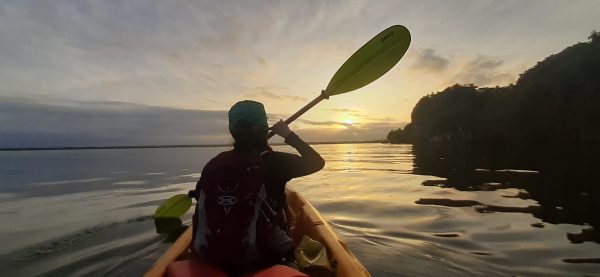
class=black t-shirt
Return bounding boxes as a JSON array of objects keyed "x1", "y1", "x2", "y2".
[
  {"x1": 261, "y1": 132, "x2": 325, "y2": 210},
  {"x1": 194, "y1": 132, "x2": 324, "y2": 211}
]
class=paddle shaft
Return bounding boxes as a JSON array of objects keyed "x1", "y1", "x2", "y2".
[{"x1": 267, "y1": 91, "x2": 328, "y2": 139}]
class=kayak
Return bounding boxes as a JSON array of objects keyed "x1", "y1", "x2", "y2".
[{"x1": 144, "y1": 187, "x2": 371, "y2": 277}]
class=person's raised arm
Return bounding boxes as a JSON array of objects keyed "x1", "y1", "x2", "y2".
[{"x1": 270, "y1": 120, "x2": 325, "y2": 176}]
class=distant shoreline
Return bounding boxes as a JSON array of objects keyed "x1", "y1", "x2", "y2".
[{"x1": 0, "y1": 140, "x2": 387, "y2": 152}]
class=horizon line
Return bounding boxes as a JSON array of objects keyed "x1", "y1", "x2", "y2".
[{"x1": 0, "y1": 140, "x2": 389, "y2": 152}]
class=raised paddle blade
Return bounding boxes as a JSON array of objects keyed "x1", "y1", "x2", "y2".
[
  {"x1": 324, "y1": 25, "x2": 411, "y2": 96},
  {"x1": 154, "y1": 194, "x2": 192, "y2": 218}
]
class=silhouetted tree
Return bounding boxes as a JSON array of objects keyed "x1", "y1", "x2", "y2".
[{"x1": 589, "y1": 30, "x2": 599, "y2": 43}]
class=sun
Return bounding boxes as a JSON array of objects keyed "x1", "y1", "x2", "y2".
[{"x1": 343, "y1": 119, "x2": 354, "y2": 125}]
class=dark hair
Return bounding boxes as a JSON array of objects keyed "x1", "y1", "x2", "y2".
[{"x1": 231, "y1": 119, "x2": 271, "y2": 152}]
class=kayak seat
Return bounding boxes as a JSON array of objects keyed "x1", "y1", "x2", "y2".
[
  {"x1": 166, "y1": 259, "x2": 227, "y2": 277},
  {"x1": 166, "y1": 259, "x2": 307, "y2": 277},
  {"x1": 242, "y1": 265, "x2": 308, "y2": 277}
]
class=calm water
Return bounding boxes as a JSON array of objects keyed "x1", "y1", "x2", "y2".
[{"x1": 0, "y1": 144, "x2": 599, "y2": 276}]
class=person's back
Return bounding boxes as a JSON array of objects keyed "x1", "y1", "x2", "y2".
[
  {"x1": 192, "y1": 149, "x2": 273, "y2": 264},
  {"x1": 190, "y1": 100, "x2": 324, "y2": 272}
]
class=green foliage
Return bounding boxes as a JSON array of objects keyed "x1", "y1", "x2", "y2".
[
  {"x1": 389, "y1": 32, "x2": 600, "y2": 145},
  {"x1": 387, "y1": 123, "x2": 413, "y2": 143}
]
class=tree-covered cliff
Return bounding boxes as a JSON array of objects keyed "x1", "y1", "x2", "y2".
[{"x1": 389, "y1": 32, "x2": 600, "y2": 145}]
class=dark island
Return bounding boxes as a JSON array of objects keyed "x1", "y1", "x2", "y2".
[{"x1": 388, "y1": 31, "x2": 600, "y2": 146}]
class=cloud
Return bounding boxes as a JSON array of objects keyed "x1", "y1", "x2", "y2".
[
  {"x1": 0, "y1": 96, "x2": 231, "y2": 148},
  {"x1": 293, "y1": 122, "x2": 405, "y2": 142},
  {"x1": 296, "y1": 118, "x2": 352, "y2": 128},
  {"x1": 349, "y1": 113, "x2": 395, "y2": 122},
  {"x1": 323, "y1": 108, "x2": 359, "y2": 113},
  {"x1": 245, "y1": 89, "x2": 308, "y2": 102},
  {"x1": 321, "y1": 109, "x2": 396, "y2": 122},
  {"x1": 0, "y1": 0, "x2": 375, "y2": 110},
  {"x1": 294, "y1": 118, "x2": 406, "y2": 140},
  {"x1": 454, "y1": 56, "x2": 516, "y2": 86},
  {"x1": 411, "y1": 48, "x2": 450, "y2": 73}
]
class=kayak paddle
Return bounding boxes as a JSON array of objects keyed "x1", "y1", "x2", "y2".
[
  {"x1": 154, "y1": 194, "x2": 192, "y2": 218},
  {"x1": 154, "y1": 25, "x2": 411, "y2": 218},
  {"x1": 267, "y1": 24, "x2": 411, "y2": 138}
]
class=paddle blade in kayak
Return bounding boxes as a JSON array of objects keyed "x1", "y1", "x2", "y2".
[{"x1": 154, "y1": 194, "x2": 192, "y2": 218}]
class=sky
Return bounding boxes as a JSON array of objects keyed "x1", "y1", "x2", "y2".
[{"x1": 1, "y1": 0, "x2": 599, "y2": 147}]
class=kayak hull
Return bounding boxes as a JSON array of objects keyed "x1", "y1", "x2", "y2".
[{"x1": 144, "y1": 187, "x2": 371, "y2": 277}]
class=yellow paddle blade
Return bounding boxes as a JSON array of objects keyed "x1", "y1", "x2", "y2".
[
  {"x1": 325, "y1": 25, "x2": 411, "y2": 96},
  {"x1": 154, "y1": 194, "x2": 192, "y2": 218}
]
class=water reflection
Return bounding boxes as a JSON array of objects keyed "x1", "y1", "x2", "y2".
[
  {"x1": 412, "y1": 143, "x2": 600, "y2": 246},
  {"x1": 2, "y1": 144, "x2": 598, "y2": 276}
]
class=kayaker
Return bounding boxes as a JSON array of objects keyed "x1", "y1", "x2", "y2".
[{"x1": 190, "y1": 100, "x2": 325, "y2": 273}]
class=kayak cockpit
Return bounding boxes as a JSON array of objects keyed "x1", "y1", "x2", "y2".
[{"x1": 144, "y1": 188, "x2": 370, "y2": 277}]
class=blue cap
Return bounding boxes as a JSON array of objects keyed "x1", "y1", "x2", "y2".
[{"x1": 228, "y1": 100, "x2": 268, "y2": 132}]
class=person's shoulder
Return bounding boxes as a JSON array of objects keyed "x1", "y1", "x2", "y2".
[
  {"x1": 204, "y1": 149, "x2": 236, "y2": 167},
  {"x1": 214, "y1": 149, "x2": 235, "y2": 158}
]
